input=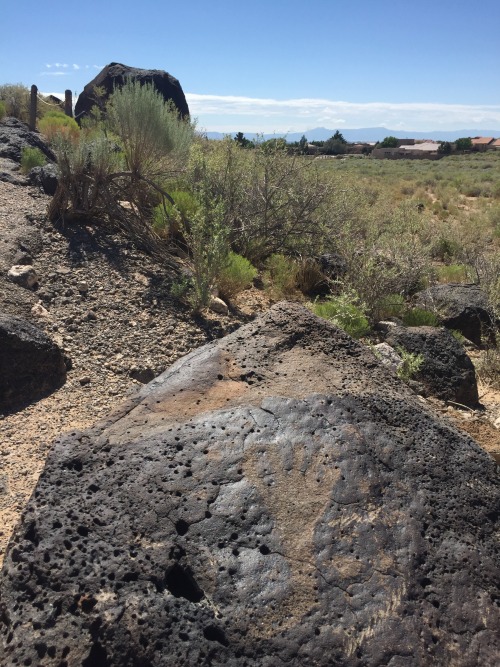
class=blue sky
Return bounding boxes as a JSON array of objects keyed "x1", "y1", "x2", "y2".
[{"x1": 2, "y1": 0, "x2": 500, "y2": 133}]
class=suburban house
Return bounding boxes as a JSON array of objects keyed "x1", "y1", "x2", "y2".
[
  {"x1": 471, "y1": 137, "x2": 495, "y2": 151},
  {"x1": 372, "y1": 141, "x2": 440, "y2": 160}
]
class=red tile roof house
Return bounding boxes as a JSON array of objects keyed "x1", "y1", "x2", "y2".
[
  {"x1": 490, "y1": 139, "x2": 500, "y2": 150},
  {"x1": 471, "y1": 137, "x2": 495, "y2": 151}
]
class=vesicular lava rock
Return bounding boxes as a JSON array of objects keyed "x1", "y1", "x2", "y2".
[
  {"x1": 74, "y1": 62, "x2": 190, "y2": 122},
  {"x1": 0, "y1": 303, "x2": 499, "y2": 666},
  {"x1": 0, "y1": 313, "x2": 69, "y2": 411}
]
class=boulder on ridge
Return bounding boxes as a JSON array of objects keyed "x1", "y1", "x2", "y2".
[
  {"x1": 0, "y1": 303, "x2": 498, "y2": 666},
  {"x1": 0, "y1": 117, "x2": 55, "y2": 163},
  {"x1": 74, "y1": 62, "x2": 190, "y2": 122}
]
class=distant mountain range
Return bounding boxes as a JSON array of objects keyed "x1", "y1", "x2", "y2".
[{"x1": 203, "y1": 127, "x2": 500, "y2": 143}]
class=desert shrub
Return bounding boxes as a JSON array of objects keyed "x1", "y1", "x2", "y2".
[
  {"x1": 474, "y1": 347, "x2": 500, "y2": 390},
  {"x1": 396, "y1": 348, "x2": 424, "y2": 382},
  {"x1": 435, "y1": 264, "x2": 470, "y2": 283},
  {"x1": 263, "y1": 254, "x2": 299, "y2": 298},
  {"x1": 0, "y1": 101, "x2": 6, "y2": 120},
  {"x1": 152, "y1": 190, "x2": 199, "y2": 239},
  {"x1": 373, "y1": 293, "x2": 405, "y2": 321},
  {"x1": 20, "y1": 147, "x2": 46, "y2": 173},
  {"x1": 217, "y1": 252, "x2": 258, "y2": 300},
  {"x1": 402, "y1": 307, "x2": 439, "y2": 327},
  {"x1": 431, "y1": 236, "x2": 462, "y2": 262},
  {"x1": 187, "y1": 196, "x2": 229, "y2": 311},
  {"x1": 295, "y1": 258, "x2": 327, "y2": 296},
  {"x1": 312, "y1": 291, "x2": 370, "y2": 339},
  {"x1": 106, "y1": 79, "x2": 194, "y2": 206},
  {"x1": 0, "y1": 84, "x2": 30, "y2": 122},
  {"x1": 185, "y1": 137, "x2": 335, "y2": 264},
  {"x1": 38, "y1": 111, "x2": 79, "y2": 143},
  {"x1": 169, "y1": 275, "x2": 193, "y2": 300},
  {"x1": 49, "y1": 81, "x2": 195, "y2": 261}
]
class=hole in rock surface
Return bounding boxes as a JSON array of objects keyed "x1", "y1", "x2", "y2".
[{"x1": 165, "y1": 564, "x2": 204, "y2": 603}]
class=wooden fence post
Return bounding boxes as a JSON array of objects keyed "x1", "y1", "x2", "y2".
[
  {"x1": 64, "y1": 90, "x2": 73, "y2": 117},
  {"x1": 29, "y1": 85, "x2": 37, "y2": 130}
]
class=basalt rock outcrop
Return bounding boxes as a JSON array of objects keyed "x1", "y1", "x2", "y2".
[
  {"x1": 74, "y1": 62, "x2": 190, "y2": 122},
  {"x1": 0, "y1": 117, "x2": 55, "y2": 163},
  {"x1": 415, "y1": 283, "x2": 495, "y2": 346},
  {"x1": 1, "y1": 303, "x2": 499, "y2": 666},
  {"x1": 0, "y1": 314, "x2": 70, "y2": 412},
  {"x1": 384, "y1": 325, "x2": 479, "y2": 407}
]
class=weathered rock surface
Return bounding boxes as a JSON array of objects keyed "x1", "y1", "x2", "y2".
[
  {"x1": 0, "y1": 314, "x2": 69, "y2": 411},
  {"x1": 7, "y1": 263, "x2": 38, "y2": 288},
  {"x1": 415, "y1": 283, "x2": 494, "y2": 346},
  {"x1": 0, "y1": 117, "x2": 55, "y2": 163},
  {"x1": 74, "y1": 62, "x2": 190, "y2": 122},
  {"x1": 385, "y1": 325, "x2": 479, "y2": 407},
  {"x1": 28, "y1": 163, "x2": 59, "y2": 195},
  {"x1": 1, "y1": 303, "x2": 499, "y2": 666}
]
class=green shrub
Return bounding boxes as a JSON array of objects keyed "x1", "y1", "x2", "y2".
[
  {"x1": 217, "y1": 252, "x2": 258, "y2": 300},
  {"x1": 0, "y1": 101, "x2": 6, "y2": 121},
  {"x1": 263, "y1": 254, "x2": 299, "y2": 298},
  {"x1": 435, "y1": 264, "x2": 470, "y2": 283},
  {"x1": 396, "y1": 348, "x2": 424, "y2": 382},
  {"x1": 169, "y1": 275, "x2": 192, "y2": 300},
  {"x1": 38, "y1": 111, "x2": 79, "y2": 143},
  {"x1": 402, "y1": 307, "x2": 439, "y2": 327},
  {"x1": 374, "y1": 293, "x2": 405, "y2": 321},
  {"x1": 311, "y1": 291, "x2": 370, "y2": 339},
  {"x1": 152, "y1": 190, "x2": 199, "y2": 238},
  {"x1": 0, "y1": 84, "x2": 30, "y2": 122},
  {"x1": 20, "y1": 147, "x2": 46, "y2": 173}
]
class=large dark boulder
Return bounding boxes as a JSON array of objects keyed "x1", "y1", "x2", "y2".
[
  {"x1": 1, "y1": 303, "x2": 499, "y2": 666},
  {"x1": 0, "y1": 117, "x2": 55, "y2": 163},
  {"x1": 415, "y1": 283, "x2": 495, "y2": 346},
  {"x1": 74, "y1": 62, "x2": 190, "y2": 122},
  {"x1": 28, "y1": 163, "x2": 59, "y2": 195},
  {"x1": 0, "y1": 314, "x2": 69, "y2": 411},
  {"x1": 384, "y1": 325, "x2": 479, "y2": 407}
]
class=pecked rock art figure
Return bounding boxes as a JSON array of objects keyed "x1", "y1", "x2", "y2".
[{"x1": 1, "y1": 302, "x2": 499, "y2": 666}]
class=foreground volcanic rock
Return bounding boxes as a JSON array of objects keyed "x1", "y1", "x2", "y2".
[{"x1": 1, "y1": 303, "x2": 499, "y2": 666}]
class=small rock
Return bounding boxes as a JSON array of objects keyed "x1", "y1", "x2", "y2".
[
  {"x1": 31, "y1": 303, "x2": 49, "y2": 318},
  {"x1": 84, "y1": 310, "x2": 97, "y2": 321},
  {"x1": 77, "y1": 281, "x2": 89, "y2": 293},
  {"x1": 7, "y1": 265, "x2": 38, "y2": 289},
  {"x1": 209, "y1": 296, "x2": 229, "y2": 315},
  {"x1": 373, "y1": 342, "x2": 402, "y2": 373},
  {"x1": 129, "y1": 366, "x2": 155, "y2": 384},
  {"x1": 79, "y1": 376, "x2": 91, "y2": 386}
]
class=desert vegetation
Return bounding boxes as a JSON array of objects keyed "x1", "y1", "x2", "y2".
[{"x1": 3, "y1": 80, "x2": 500, "y2": 379}]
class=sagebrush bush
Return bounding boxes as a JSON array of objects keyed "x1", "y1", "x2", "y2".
[
  {"x1": 152, "y1": 190, "x2": 199, "y2": 238},
  {"x1": 38, "y1": 111, "x2": 79, "y2": 143},
  {"x1": 0, "y1": 84, "x2": 29, "y2": 122},
  {"x1": 263, "y1": 254, "x2": 299, "y2": 298},
  {"x1": 402, "y1": 308, "x2": 439, "y2": 327},
  {"x1": 373, "y1": 293, "x2": 405, "y2": 321},
  {"x1": 217, "y1": 252, "x2": 258, "y2": 300},
  {"x1": 0, "y1": 101, "x2": 6, "y2": 121},
  {"x1": 20, "y1": 147, "x2": 46, "y2": 173},
  {"x1": 311, "y1": 291, "x2": 370, "y2": 339}
]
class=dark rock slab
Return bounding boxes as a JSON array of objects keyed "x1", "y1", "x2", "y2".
[
  {"x1": 384, "y1": 325, "x2": 479, "y2": 407},
  {"x1": 415, "y1": 283, "x2": 495, "y2": 346},
  {"x1": 1, "y1": 303, "x2": 499, "y2": 666},
  {"x1": 0, "y1": 314, "x2": 69, "y2": 411},
  {"x1": 0, "y1": 117, "x2": 55, "y2": 163},
  {"x1": 74, "y1": 62, "x2": 190, "y2": 122}
]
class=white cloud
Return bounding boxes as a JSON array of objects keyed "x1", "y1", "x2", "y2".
[
  {"x1": 73, "y1": 64, "x2": 80, "y2": 70},
  {"x1": 40, "y1": 71, "x2": 68, "y2": 77},
  {"x1": 186, "y1": 93, "x2": 500, "y2": 132}
]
